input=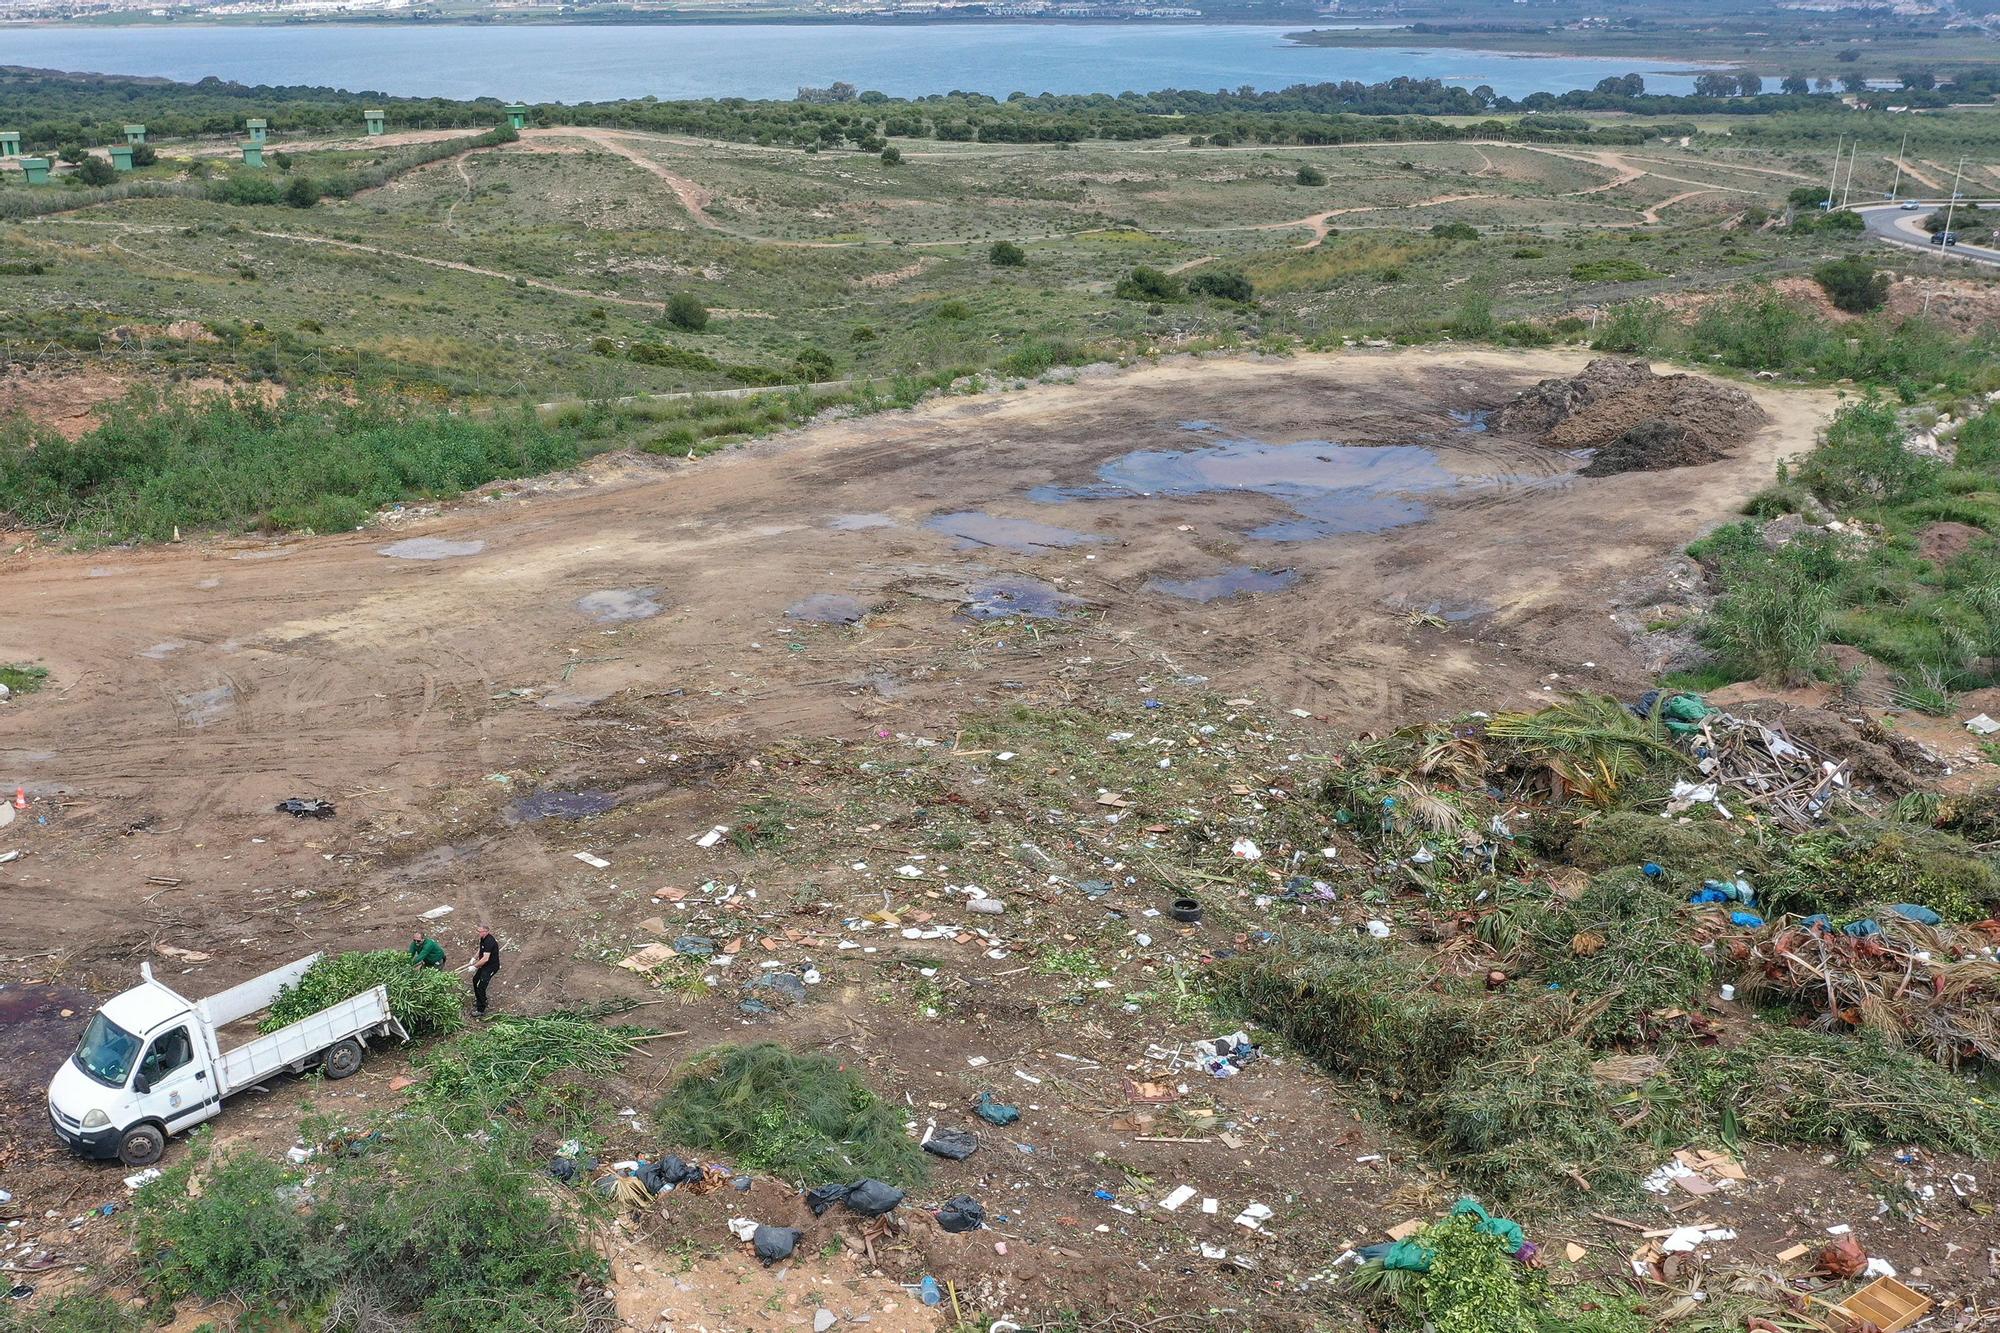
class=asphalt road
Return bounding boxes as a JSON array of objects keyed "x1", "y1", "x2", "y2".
[{"x1": 1855, "y1": 200, "x2": 2000, "y2": 269}]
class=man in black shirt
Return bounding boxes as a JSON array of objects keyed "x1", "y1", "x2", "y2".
[{"x1": 470, "y1": 926, "x2": 502, "y2": 1016}]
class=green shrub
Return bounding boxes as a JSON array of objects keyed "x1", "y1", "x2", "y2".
[
  {"x1": 0, "y1": 394, "x2": 579, "y2": 544},
  {"x1": 264, "y1": 949, "x2": 465, "y2": 1039},
  {"x1": 133, "y1": 1147, "x2": 317, "y2": 1310},
  {"x1": 1814, "y1": 256, "x2": 1890, "y2": 313},
  {"x1": 1592, "y1": 300, "x2": 1667, "y2": 353},
  {"x1": 879, "y1": 145, "x2": 901, "y2": 165},
  {"x1": 656, "y1": 1042, "x2": 929, "y2": 1186},
  {"x1": 1697, "y1": 532, "x2": 1848, "y2": 684},
  {"x1": 0, "y1": 663, "x2": 49, "y2": 695},
  {"x1": 1114, "y1": 265, "x2": 1182, "y2": 302},
  {"x1": 1296, "y1": 164, "x2": 1327, "y2": 186},
  {"x1": 76, "y1": 156, "x2": 116, "y2": 186},
  {"x1": 664, "y1": 292, "x2": 709, "y2": 331},
  {"x1": 1430, "y1": 220, "x2": 1479, "y2": 242},
  {"x1": 988, "y1": 239, "x2": 1026, "y2": 267},
  {"x1": 282, "y1": 174, "x2": 320, "y2": 208},
  {"x1": 1188, "y1": 269, "x2": 1254, "y2": 303},
  {"x1": 997, "y1": 335, "x2": 1080, "y2": 378},
  {"x1": 1797, "y1": 399, "x2": 1941, "y2": 509},
  {"x1": 132, "y1": 1118, "x2": 605, "y2": 1331}
]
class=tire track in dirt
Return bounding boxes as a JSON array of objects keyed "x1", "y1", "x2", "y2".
[
  {"x1": 1222, "y1": 192, "x2": 1497, "y2": 248},
  {"x1": 1641, "y1": 189, "x2": 1715, "y2": 224},
  {"x1": 247, "y1": 229, "x2": 663, "y2": 309},
  {"x1": 1891, "y1": 158, "x2": 1948, "y2": 191}
]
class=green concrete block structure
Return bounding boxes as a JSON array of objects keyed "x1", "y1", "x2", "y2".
[
  {"x1": 505, "y1": 103, "x2": 529, "y2": 130},
  {"x1": 246, "y1": 118, "x2": 268, "y2": 144},
  {"x1": 124, "y1": 124, "x2": 147, "y2": 145},
  {"x1": 20, "y1": 157, "x2": 50, "y2": 184},
  {"x1": 364, "y1": 109, "x2": 386, "y2": 136},
  {"x1": 1, "y1": 131, "x2": 21, "y2": 158},
  {"x1": 242, "y1": 143, "x2": 264, "y2": 168},
  {"x1": 109, "y1": 145, "x2": 134, "y2": 171}
]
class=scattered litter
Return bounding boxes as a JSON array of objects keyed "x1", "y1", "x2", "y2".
[
  {"x1": 751, "y1": 1223, "x2": 803, "y2": 1265},
  {"x1": 572, "y1": 852, "x2": 611, "y2": 869},
  {"x1": 1965, "y1": 714, "x2": 2000, "y2": 736},
  {"x1": 274, "y1": 797, "x2": 335, "y2": 819},
  {"x1": 1230, "y1": 837, "x2": 1262, "y2": 860},
  {"x1": 693, "y1": 825, "x2": 729, "y2": 848},
  {"x1": 975, "y1": 1092, "x2": 1020, "y2": 1126},
  {"x1": 1234, "y1": 1202, "x2": 1273, "y2": 1230},
  {"x1": 419, "y1": 905, "x2": 454, "y2": 920},
  {"x1": 1159, "y1": 1185, "x2": 1197, "y2": 1212},
  {"x1": 123, "y1": 1169, "x2": 162, "y2": 1191}
]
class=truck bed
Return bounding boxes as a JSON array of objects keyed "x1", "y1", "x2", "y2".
[{"x1": 215, "y1": 985, "x2": 406, "y2": 1093}]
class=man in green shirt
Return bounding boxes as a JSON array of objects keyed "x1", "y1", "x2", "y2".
[{"x1": 408, "y1": 933, "x2": 447, "y2": 968}]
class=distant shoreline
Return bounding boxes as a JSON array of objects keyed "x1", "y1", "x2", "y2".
[{"x1": 7, "y1": 14, "x2": 1368, "y2": 29}]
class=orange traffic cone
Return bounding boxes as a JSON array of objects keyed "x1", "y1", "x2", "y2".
[{"x1": 12, "y1": 787, "x2": 25, "y2": 810}]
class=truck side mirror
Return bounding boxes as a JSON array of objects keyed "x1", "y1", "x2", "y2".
[{"x1": 132, "y1": 1073, "x2": 152, "y2": 1094}]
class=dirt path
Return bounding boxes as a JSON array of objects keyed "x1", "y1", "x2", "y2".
[
  {"x1": 1225, "y1": 192, "x2": 1498, "y2": 247},
  {"x1": 1642, "y1": 189, "x2": 1714, "y2": 223},
  {"x1": 247, "y1": 228, "x2": 662, "y2": 308},
  {"x1": 1889, "y1": 157, "x2": 1947, "y2": 192}
]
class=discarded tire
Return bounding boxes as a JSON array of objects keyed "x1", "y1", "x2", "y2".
[{"x1": 1170, "y1": 898, "x2": 1203, "y2": 924}]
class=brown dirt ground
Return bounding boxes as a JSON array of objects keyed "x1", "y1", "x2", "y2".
[{"x1": 12, "y1": 350, "x2": 1997, "y2": 1329}]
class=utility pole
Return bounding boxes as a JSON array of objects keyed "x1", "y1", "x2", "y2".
[
  {"x1": 1825, "y1": 133, "x2": 1843, "y2": 209},
  {"x1": 1943, "y1": 154, "x2": 1966, "y2": 236},
  {"x1": 1888, "y1": 126, "x2": 1908, "y2": 201},
  {"x1": 1839, "y1": 135, "x2": 1859, "y2": 208}
]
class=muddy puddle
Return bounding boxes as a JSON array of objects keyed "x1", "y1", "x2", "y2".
[
  {"x1": 0, "y1": 983, "x2": 95, "y2": 1107},
  {"x1": 576, "y1": 588, "x2": 665, "y2": 623},
  {"x1": 961, "y1": 576, "x2": 1081, "y2": 620},
  {"x1": 925, "y1": 511, "x2": 1105, "y2": 553},
  {"x1": 786, "y1": 594, "x2": 869, "y2": 625},
  {"x1": 1148, "y1": 567, "x2": 1299, "y2": 603},
  {"x1": 377, "y1": 537, "x2": 486, "y2": 561},
  {"x1": 1032, "y1": 427, "x2": 1566, "y2": 541},
  {"x1": 506, "y1": 789, "x2": 619, "y2": 823}
]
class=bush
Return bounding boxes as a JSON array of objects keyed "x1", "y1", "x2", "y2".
[
  {"x1": 879, "y1": 145, "x2": 901, "y2": 164},
  {"x1": 1592, "y1": 299, "x2": 1667, "y2": 353},
  {"x1": 1796, "y1": 398, "x2": 1940, "y2": 508},
  {"x1": 264, "y1": 949, "x2": 465, "y2": 1039},
  {"x1": 1697, "y1": 532, "x2": 1845, "y2": 684},
  {"x1": 208, "y1": 171, "x2": 283, "y2": 206},
  {"x1": 132, "y1": 1117, "x2": 606, "y2": 1330},
  {"x1": 0, "y1": 1294, "x2": 145, "y2": 1333},
  {"x1": 1570, "y1": 257, "x2": 1659, "y2": 283},
  {"x1": 657, "y1": 1042, "x2": 929, "y2": 1186},
  {"x1": 1115, "y1": 265, "x2": 1182, "y2": 302},
  {"x1": 76, "y1": 156, "x2": 116, "y2": 186},
  {"x1": 1430, "y1": 220, "x2": 1479, "y2": 241},
  {"x1": 1814, "y1": 256, "x2": 1890, "y2": 313},
  {"x1": 1188, "y1": 269, "x2": 1254, "y2": 303},
  {"x1": 1295, "y1": 164, "x2": 1326, "y2": 186},
  {"x1": 131, "y1": 143, "x2": 157, "y2": 168},
  {"x1": 988, "y1": 239, "x2": 1026, "y2": 267},
  {"x1": 282, "y1": 173, "x2": 320, "y2": 208},
  {"x1": 664, "y1": 292, "x2": 709, "y2": 332},
  {"x1": 0, "y1": 393, "x2": 579, "y2": 543},
  {"x1": 997, "y1": 335, "x2": 1079, "y2": 378}
]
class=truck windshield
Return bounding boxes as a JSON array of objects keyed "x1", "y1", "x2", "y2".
[{"x1": 73, "y1": 1012, "x2": 142, "y2": 1088}]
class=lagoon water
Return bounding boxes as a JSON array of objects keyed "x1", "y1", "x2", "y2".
[{"x1": 3, "y1": 23, "x2": 1720, "y2": 102}]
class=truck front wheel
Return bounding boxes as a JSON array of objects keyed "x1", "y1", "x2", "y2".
[
  {"x1": 322, "y1": 1039, "x2": 364, "y2": 1080},
  {"x1": 119, "y1": 1123, "x2": 166, "y2": 1168}
]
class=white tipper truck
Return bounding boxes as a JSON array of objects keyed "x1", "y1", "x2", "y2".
[{"x1": 47, "y1": 953, "x2": 409, "y2": 1167}]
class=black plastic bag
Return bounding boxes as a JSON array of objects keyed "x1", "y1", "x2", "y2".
[
  {"x1": 923, "y1": 1127, "x2": 979, "y2": 1161},
  {"x1": 843, "y1": 1178, "x2": 906, "y2": 1216},
  {"x1": 753, "y1": 1224, "x2": 804, "y2": 1265},
  {"x1": 936, "y1": 1194, "x2": 986, "y2": 1233},
  {"x1": 547, "y1": 1158, "x2": 579, "y2": 1184},
  {"x1": 805, "y1": 1182, "x2": 853, "y2": 1216}
]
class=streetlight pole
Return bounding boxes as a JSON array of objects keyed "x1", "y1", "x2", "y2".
[
  {"x1": 1887, "y1": 127, "x2": 1907, "y2": 202},
  {"x1": 1825, "y1": 133, "x2": 1843, "y2": 209}
]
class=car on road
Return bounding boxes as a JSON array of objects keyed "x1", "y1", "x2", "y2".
[
  {"x1": 1900, "y1": 201, "x2": 1923, "y2": 210},
  {"x1": 1932, "y1": 232, "x2": 1961, "y2": 246}
]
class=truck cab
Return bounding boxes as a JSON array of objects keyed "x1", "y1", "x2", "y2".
[{"x1": 47, "y1": 967, "x2": 229, "y2": 1166}]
